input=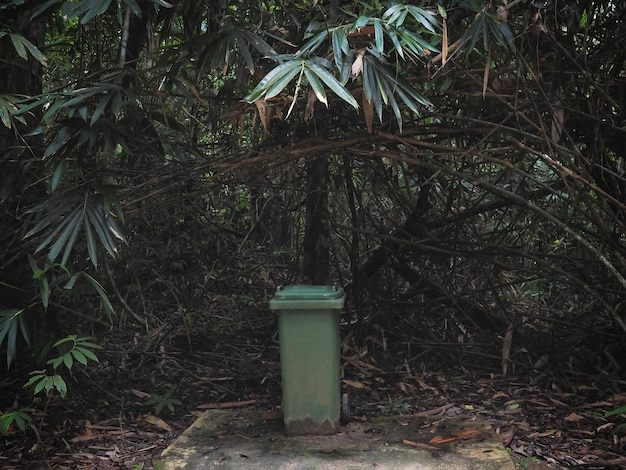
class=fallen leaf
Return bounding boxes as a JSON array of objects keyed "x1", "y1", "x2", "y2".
[
  {"x1": 130, "y1": 388, "x2": 152, "y2": 399},
  {"x1": 140, "y1": 414, "x2": 172, "y2": 432},
  {"x1": 261, "y1": 410, "x2": 280, "y2": 421},
  {"x1": 198, "y1": 399, "x2": 261, "y2": 409},
  {"x1": 429, "y1": 429, "x2": 481, "y2": 444},
  {"x1": 402, "y1": 439, "x2": 440, "y2": 451},
  {"x1": 496, "y1": 426, "x2": 515, "y2": 446},
  {"x1": 342, "y1": 379, "x2": 366, "y2": 389},
  {"x1": 565, "y1": 412, "x2": 585, "y2": 422},
  {"x1": 415, "y1": 403, "x2": 454, "y2": 417}
]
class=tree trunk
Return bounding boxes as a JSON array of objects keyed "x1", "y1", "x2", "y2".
[{"x1": 302, "y1": 155, "x2": 330, "y2": 285}]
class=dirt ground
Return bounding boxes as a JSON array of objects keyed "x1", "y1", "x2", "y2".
[{"x1": 1, "y1": 294, "x2": 625, "y2": 469}]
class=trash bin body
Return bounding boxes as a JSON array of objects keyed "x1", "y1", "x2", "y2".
[{"x1": 269, "y1": 285, "x2": 345, "y2": 435}]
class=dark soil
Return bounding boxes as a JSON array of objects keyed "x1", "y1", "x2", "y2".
[{"x1": 1, "y1": 240, "x2": 625, "y2": 469}]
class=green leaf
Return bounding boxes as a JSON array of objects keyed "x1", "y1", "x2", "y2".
[
  {"x1": 71, "y1": 348, "x2": 88, "y2": 366},
  {"x1": 24, "y1": 371, "x2": 46, "y2": 388},
  {"x1": 19, "y1": 35, "x2": 47, "y2": 66},
  {"x1": 64, "y1": 272, "x2": 80, "y2": 289},
  {"x1": 44, "y1": 126, "x2": 75, "y2": 159},
  {"x1": 405, "y1": 5, "x2": 438, "y2": 33},
  {"x1": 354, "y1": 15, "x2": 369, "y2": 30},
  {"x1": 79, "y1": 0, "x2": 112, "y2": 24},
  {"x1": 264, "y1": 63, "x2": 303, "y2": 100},
  {"x1": 386, "y1": 28, "x2": 404, "y2": 59},
  {"x1": 606, "y1": 405, "x2": 626, "y2": 417},
  {"x1": 50, "y1": 159, "x2": 66, "y2": 193},
  {"x1": 239, "y1": 27, "x2": 277, "y2": 58},
  {"x1": 9, "y1": 34, "x2": 27, "y2": 60},
  {"x1": 40, "y1": 277, "x2": 49, "y2": 309},
  {"x1": 48, "y1": 356, "x2": 64, "y2": 370},
  {"x1": 234, "y1": 30, "x2": 255, "y2": 74},
  {"x1": 52, "y1": 375, "x2": 67, "y2": 398},
  {"x1": 123, "y1": 0, "x2": 142, "y2": 16},
  {"x1": 86, "y1": 200, "x2": 117, "y2": 257},
  {"x1": 84, "y1": 217, "x2": 99, "y2": 267},
  {"x1": 91, "y1": 93, "x2": 111, "y2": 125},
  {"x1": 61, "y1": 209, "x2": 85, "y2": 266},
  {"x1": 31, "y1": 0, "x2": 60, "y2": 19},
  {"x1": 17, "y1": 313, "x2": 30, "y2": 347},
  {"x1": 75, "y1": 346, "x2": 99, "y2": 363},
  {"x1": 374, "y1": 20, "x2": 384, "y2": 54},
  {"x1": 33, "y1": 377, "x2": 47, "y2": 395},
  {"x1": 42, "y1": 98, "x2": 67, "y2": 122},
  {"x1": 52, "y1": 335, "x2": 77, "y2": 349},
  {"x1": 297, "y1": 28, "x2": 330, "y2": 57},
  {"x1": 2, "y1": 314, "x2": 19, "y2": 369},
  {"x1": 306, "y1": 62, "x2": 359, "y2": 110},
  {"x1": 62, "y1": 87, "x2": 103, "y2": 108},
  {"x1": 331, "y1": 27, "x2": 348, "y2": 70},
  {"x1": 304, "y1": 68, "x2": 328, "y2": 107},
  {"x1": 82, "y1": 273, "x2": 115, "y2": 319},
  {"x1": 46, "y1": 206, "x2": 82, "y2": 264},
  {"x1": 75, "y1": 336, "x2": 102, "y2": 349},
  {"x1": 63, "y1": 353, "x2": 74, "y2": 370},
  {"x1": 245, "y1": 61, "x2": 301, "y2": 102}
]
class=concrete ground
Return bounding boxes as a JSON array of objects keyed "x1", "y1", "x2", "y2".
[{"x1": 161, "y1": 408, "x2": 515, "y2": 469}]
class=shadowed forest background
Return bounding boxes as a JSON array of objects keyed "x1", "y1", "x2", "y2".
[{"x1": 1, "y1": 0, "x2": 626, "y2": 468}]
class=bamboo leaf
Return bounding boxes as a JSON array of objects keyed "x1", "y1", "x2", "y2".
[
  {"x1": 304, "y1": 68, "x2": 328, "y2": 107},
  {"x1": 86, "y1": 201, "x2": 117, "y2": 257},
  {"x1": 297, "y1": 28, "x2": 329, "y2": 57},
  {"x1": 46, "y1": 206, "x2": 82, "y2": 263},
  {"x1": 374, "y1": 20, "x2": 384, "y2": 54},
  {"x1": 245, "y1": 61, "x2": 301, "y2": 102},
  {"x1": 60, "y1": 210, "x2": 85, "y2": 266},
  {"x1": 40, "y1": 277, "x2": 49, "y2": 309},
  {"x1": 19, "y1": 35, "x2": 47, "y2": 66},
  {"x1": 306, "y1": 62, "x2": 359, "y2": 110},
  {"x1": 50, "y1": 159, "x2": 66, "y2": 193},
  {"x1": 82, "y1": 273, "x2": 115, "y2": 319},
  {"x1": 9, "y1": 34, "x2": 27, "y2": 60},
  {"x1": 44, "y1": 127, "x2": 75, "y2": 159},
  {"x1": 235, "y1": 30, "x2": 255, "y2": 74},
  {"x1": 85, "y1": 217, "x2": 99, "y2": 267},
  {"x1": 239, "y1": 28, "x2": 277, "y2": 58},
  {"x1": 332, "y1": 27, "x2": 348, "y2": 70},
  {"x1": 265, "y1": 63, "x2": 302, "y2": 100},
  {"x1": 406, "y1": 6, "x2": 438, "y2": 33},
  {"x1": 386, "y1": 28, "x2": 404, "y2": 59},
  {"x1": 91, "y1": 93, "x2": 111, "y2": 125},
  {"x1": 123, "y1": 0, "x2": 142, "y2": 16}
]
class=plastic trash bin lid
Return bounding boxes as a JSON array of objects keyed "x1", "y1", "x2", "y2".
[{"x1": 269, "y1": 285, "x2": 345, "y2": 310}]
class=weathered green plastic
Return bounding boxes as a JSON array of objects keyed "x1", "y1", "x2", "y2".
[{"x1": 269, "y1": 285, "x2": 345, "y2": 435}]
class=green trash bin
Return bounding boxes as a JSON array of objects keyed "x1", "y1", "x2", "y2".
[{"x1": 269, "y1": 285, "x2": 345, "y2": 435}]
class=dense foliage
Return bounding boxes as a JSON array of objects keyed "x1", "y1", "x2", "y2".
[{"x1": 1, "y1": 0, "x2": 625, "y2": 385}]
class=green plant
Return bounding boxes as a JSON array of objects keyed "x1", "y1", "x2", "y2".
[
  {"x1": 606, "y1": 405, "x2": 626, "y2": 433},
  {"x1": 506, "y1": 448, "x2": 540, "y2": 469},
  {"x1": 0, "y1": 308, "x2": 29, "y2": 369},
  {"x1": 381, "y1": 395, "x2": 411, "y2": 415},
  {"x1": 24, "y1": 335, "x2": 101, "y2": 399},
  {"x1": 145, "y1": 387, "x2": 182, "y2": 416},
  {"x1": 0, "y1": 408, "x2": 33, "y2": 435}
]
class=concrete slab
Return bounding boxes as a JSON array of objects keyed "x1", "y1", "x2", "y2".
[{"x1": 162, "y1": 409, "x2": 514, "y2": 470}]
